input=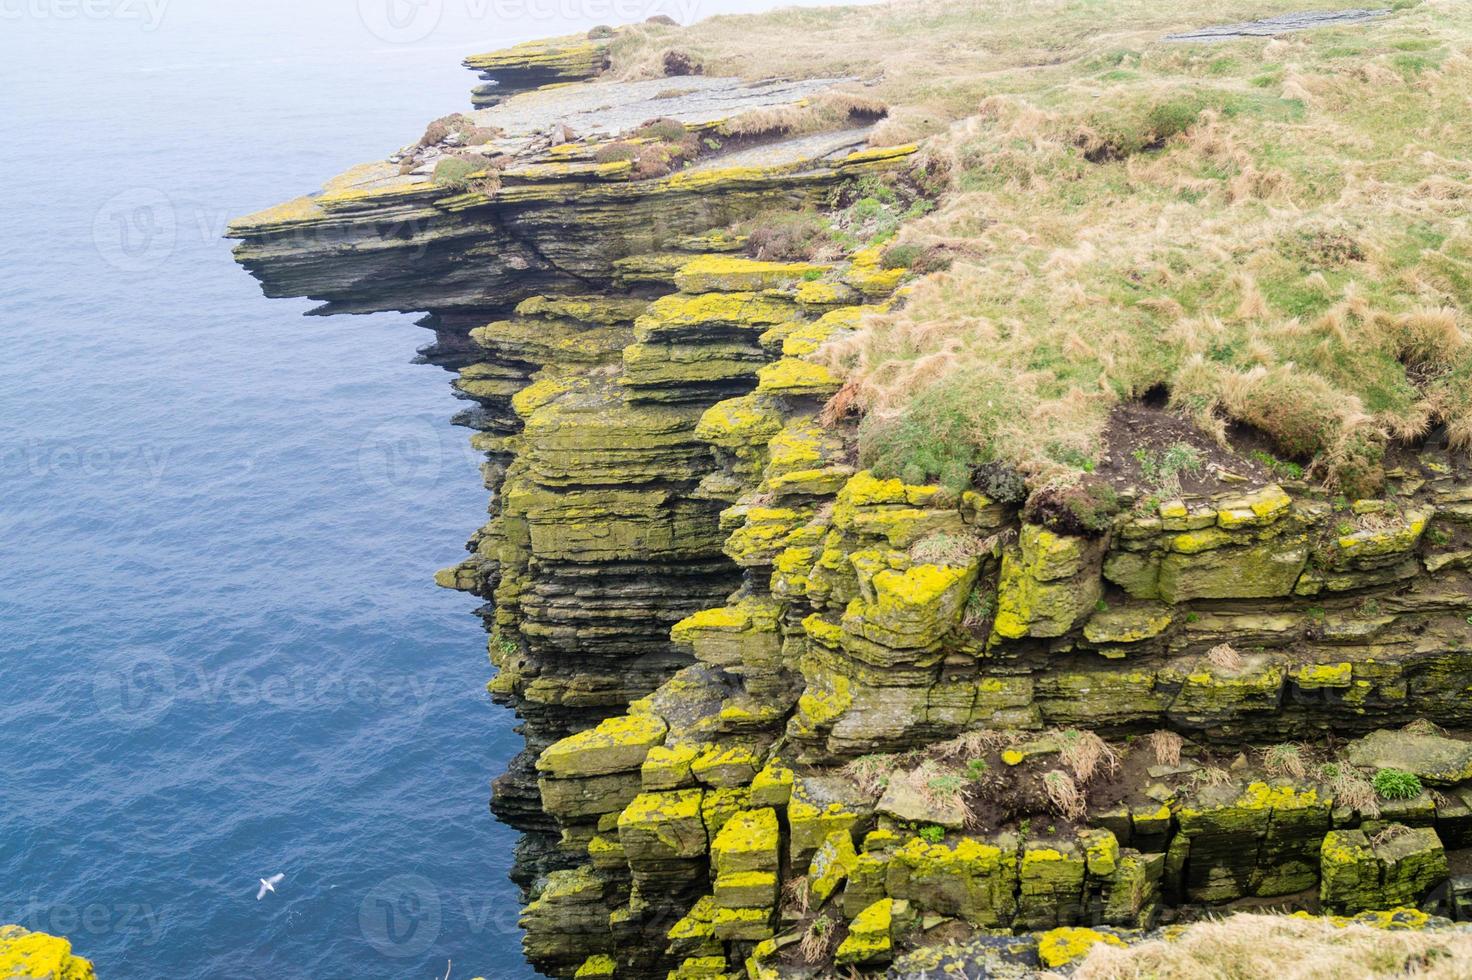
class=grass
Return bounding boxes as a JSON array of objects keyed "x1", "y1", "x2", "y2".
[
  {"x1": 612, "y1": 0, "x2": 1472, "y2": 496},
  {"x1": 1149, "y1": 730, "x2": 1184, "y2": 767},
  {"x1": 799, "y1": 913, "x2": 836, "y2": 964},
  {"x1": 1073, "y1": 910, "x2": 1472, "y2": 978},
  {"x1": 1321, "y1": 762, "x2": 1380, "y2": 817},
  {"x1": 1373, "y1": 767, "x2": 1424, "y2": 800},
  {"x1": 1134, "y1": 442, "x2": 1205, "y2": 493},
  {"x1": 1206, "y1": 642, "x2": 1244, "y2": 671},
  {"x1": 1056, "y1": 728, "x2": 1120, "y2": 784},
  {"x1": 1043, "y1": 768, "x2": 1086, "y2": 820},
  {"x1": 1260, "y1": 742, "x2": 1309, "y2": 779}
]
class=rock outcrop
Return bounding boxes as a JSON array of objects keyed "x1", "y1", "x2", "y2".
[
  {"x1": 231, "y1": 29, "x2": 1472, "y2": 979},
  {"x1": 0, "y1": 926, "x2": 96, "y2": 980}
]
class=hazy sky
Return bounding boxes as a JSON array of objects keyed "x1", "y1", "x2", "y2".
[{"x1": 0, "y1": 0, "x2": 874, "y2": 67}]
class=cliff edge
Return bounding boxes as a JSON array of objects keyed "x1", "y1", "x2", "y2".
[{"x1": 229, "y1": 2, "x2": 1472, "y2": 976}]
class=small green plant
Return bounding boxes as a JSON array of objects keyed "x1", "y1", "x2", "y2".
[
  {"x1": 593, "y1": 141, "x2": 639, "y2": 163},
  {"x1": 1248, "y1": 449, "x2": 1304, "y2": 480},
  {"x1": 928, "y1": 774, "x2": 965, "y2": 796},
  {"x1": 1373, "y1": 768, "x2": 1423, "y2": 801},
  {"x1": 965, "y1": 758, "x2": 990, "y2": 780},
  {"x1": 1133, "y1": 442, "x2": 1204, "y2": 492},
  {"x1": 918, "y1": 824, "x2": 946, "y2": 843},
  {"x1": 880, "y1": 242, "x2": 922, "y2": 269},
  {"x1": 962, "y1": 588, "x2": 995, "y2": 629},
  {"x1": 431, "y1": 156, "x2": 482, "y2": 189},
  {"x1": 1337, "y1": 521, "x2": 1356, "y2": 536},
  {"x1": 1427, "y1": 527, "x2": 1451, "y2": 547},
  {"x1": 634, "y1": 117, "x2": 689, "y2": 143},
  {"x1": 974, "y1": 461, "x2": 1029, "y2": 505},
  {"x1": 740, "y1": 208, "x2": 837, "y2": 261}
]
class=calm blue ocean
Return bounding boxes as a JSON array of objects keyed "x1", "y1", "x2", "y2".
[{"x1": 0, "y1": 1, "x2": 843, "y2": 976}]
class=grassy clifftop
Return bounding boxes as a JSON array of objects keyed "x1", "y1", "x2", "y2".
[{"x1": 614, "y1": 0, "x2": 1472, "y2": 497}]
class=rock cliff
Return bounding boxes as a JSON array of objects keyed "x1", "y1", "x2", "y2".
[{"x1": 231, "y1": 28, "x2": 1472, "y2": 979}]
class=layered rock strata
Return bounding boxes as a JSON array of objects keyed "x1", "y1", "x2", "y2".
[{"x1": 232, "y1": 32, "x2": 1472, "y2": 980}]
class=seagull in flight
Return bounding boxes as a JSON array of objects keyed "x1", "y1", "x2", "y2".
[{"x1": 257, "y1": 873, "x2": 285, "y2": 900}]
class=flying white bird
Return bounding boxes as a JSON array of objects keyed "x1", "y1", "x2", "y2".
[{"x1": 257, "y1": 873, "x2": 285, "y2": 900}]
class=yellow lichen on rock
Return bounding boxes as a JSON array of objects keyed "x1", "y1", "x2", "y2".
[
  {"x1": 0, "y1": 926, "x2": 96, "y2": 980},
  {"x1": 1036, "y1": 926, "x2": 1127, "y2": 967}
]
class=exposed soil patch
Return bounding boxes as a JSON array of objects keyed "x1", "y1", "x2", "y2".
[{"x1": 1095, "y1": 401, "x2": 1274, "y2": 496}]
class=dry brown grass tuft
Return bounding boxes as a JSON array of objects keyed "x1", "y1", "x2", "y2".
[
  {"x1": 1193, "y1": 766, "x2": 1233, "y2": 790},
  {"x1": 1149, "y1": 730, "x2": 1184, "y2": 768},
  {"x1": 909, "y1": 530, "x2": 988, "y2": 567},
  {"x1": 1206, "y1": 643, "x2": 1244, "y2": 672},
  {"x1": 1404, "y1": 717, "x2": 1448, "y2": 738},
  {"x1": 1370, "y1": 822, "x2": 1412, "y2": 848},
  {"x1": 932, "y1": 729, "x2": 1008, "y2": 760},
  {"x1": 1057, "y1": 729, "x2": 1119, "y2": 785},
  {"x1": 1043, "y1": 769, "x2": 1086, "y2": 821},
  {"x1": 1072, "y1": 910, "x2": 1472, "y2": 979},
  {"x1": 718, "y1": 90, "x2": 888, "y2": 140},
  {"x1": 799, "y1": 913, "x2": 837, "y2": 964},
  {"x1": 1325, "y1": 764, "x2": 1380, "y2": 819},
  {"x1": 841, "y1": 753, "x2": 897, "y2": 797},
  {"x1": 782, "y1": 875, "x2": 810, "y2": 918},
  {"x1": 1261, "y1": 743, "x2": 1309, "y2": 780}
]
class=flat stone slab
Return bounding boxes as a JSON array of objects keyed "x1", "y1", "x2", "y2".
[
  {"x1": 1346, "y1": 728, "x2": 1472, "y2": 786},
  {"x1": 877, "y1": 777, "x2": 969, "y2": 829},
  {"x1": 473, "y1": 75, "x2": 856, "y2": 143},
  {"x1": 1167, "y1": 8, "x2": 1388, "y2": 42}
]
